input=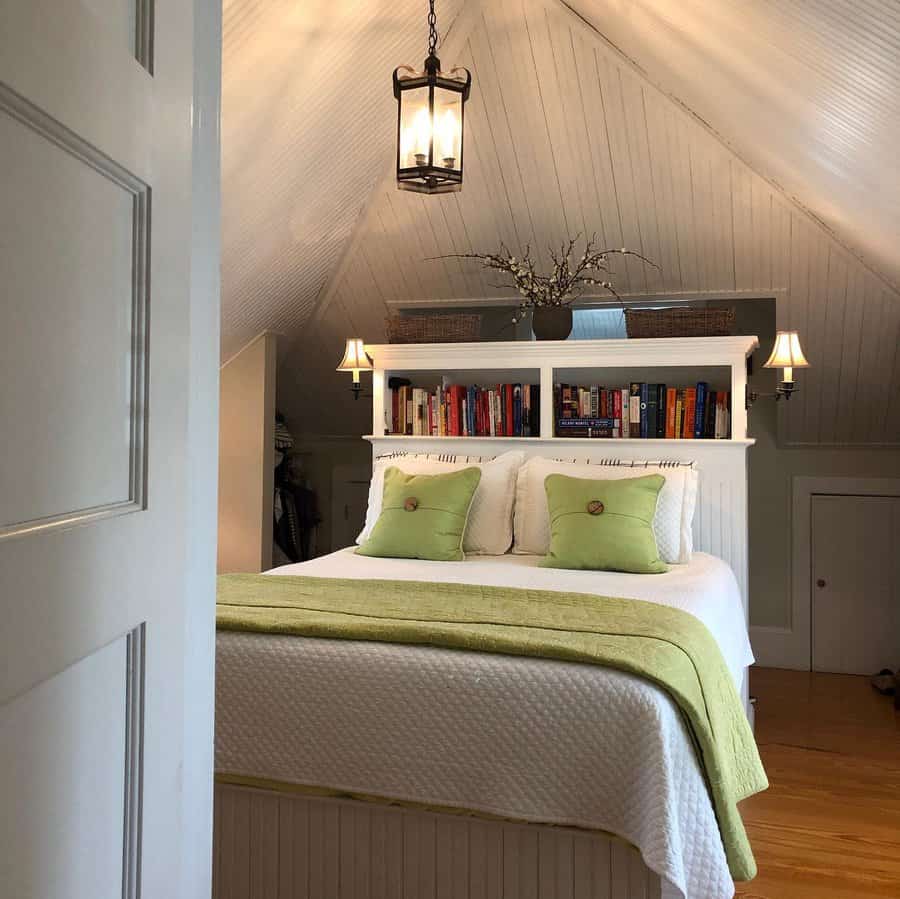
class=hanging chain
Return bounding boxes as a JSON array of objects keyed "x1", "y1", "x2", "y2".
[{"x1": 427, "y1": 0, "x2": 438, "y2": 57}]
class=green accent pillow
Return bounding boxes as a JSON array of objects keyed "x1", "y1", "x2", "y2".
[
  {"x1": 356, "y1": 466, "x2": 482, "y2": 561},
  {"x1": 539, "y1": 473, "x2": 668, "y2": 574}
]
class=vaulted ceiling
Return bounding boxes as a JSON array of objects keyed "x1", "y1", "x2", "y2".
[
  {"x1": 222, "y1": 0, "x2": 900, "y2": 446},
  {"x1": 221, "y1": 0, "x2": 466, "y2": 357}
]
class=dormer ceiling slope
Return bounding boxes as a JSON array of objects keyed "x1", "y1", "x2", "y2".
[
  {"x1": 566, "y1": 0, "x2": 900, "y2": 290},
  {"x1": 223, "y1": 0, "x2": 900, "y2": 446},
  {"x1": 220, "y1": 0, "x2": 467, "y2": 360}
]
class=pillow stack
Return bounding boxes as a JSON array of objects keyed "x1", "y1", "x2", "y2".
[
  {"x1": 540, "y1": 472, "x2": 668, "y2": 574},
  {"x1": 513, "y1": 456, "x2": 698, "y2": 564},
  {"x1": 357, "y1": 466, "x2": 482, "y2": 562},
  {"x1": 355, "y1": 449, "x2": 698, "y2": 571}
]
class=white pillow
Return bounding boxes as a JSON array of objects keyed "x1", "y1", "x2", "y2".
[
  {"x1": 358, "y1": 450, "x2": 525, "y2": 556},
  {"x1": 513, "y1": 457, "x2": 698, "y2": 563}
]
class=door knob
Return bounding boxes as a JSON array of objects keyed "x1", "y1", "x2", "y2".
[{"x1": 816, "y1": 578, "x2": 826, "y2": 588}]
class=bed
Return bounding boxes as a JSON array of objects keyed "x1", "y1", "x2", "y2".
[{"x1": 215, "y1": 548, "x2": 756, "y2": 899}]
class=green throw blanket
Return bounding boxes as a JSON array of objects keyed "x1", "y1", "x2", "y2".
[{"x1": 217, "y1": 573, "x2": 767, "y2": 881}]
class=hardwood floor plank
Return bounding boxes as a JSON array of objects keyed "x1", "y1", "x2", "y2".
[{"x1": 736, "y1": 668, "x2": 900, "y2": 898}]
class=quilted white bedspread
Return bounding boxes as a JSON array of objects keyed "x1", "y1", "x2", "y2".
[{"x1": 216, "y1": 550, "x2": 754, "y2": 899}]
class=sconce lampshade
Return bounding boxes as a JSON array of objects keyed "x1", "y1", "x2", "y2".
[
  {"x1": 763, "y1": 331, "x2": 809, "y2": 372},
  {"x1": 336, "y1": 339, "x2": 373, "y2": 375}
]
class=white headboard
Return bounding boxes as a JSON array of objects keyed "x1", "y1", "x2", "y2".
[{"x1": 365, "y1": 435, "x2": 752, "y2": 613}]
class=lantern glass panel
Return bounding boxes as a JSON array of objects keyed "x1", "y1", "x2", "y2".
[
  {"x1": 398, "y1": 85, "x2": 432, "y2": 168},
  {"x1": 433, "y1": 86, "x2": 463, "y2": 171}
]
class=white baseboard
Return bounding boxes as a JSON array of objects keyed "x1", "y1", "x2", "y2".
[{"x1": 749, "y1": 625, "x2": 809, "y2": 670}]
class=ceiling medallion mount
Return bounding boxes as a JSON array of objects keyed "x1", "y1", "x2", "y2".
[{"x1": 393, "y1": 0, "x2": 472, "y2": 194}]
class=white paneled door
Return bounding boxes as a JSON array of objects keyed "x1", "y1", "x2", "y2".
[
  {"x1": 0, "y1": 2, "x2": 220, "y2": 898},
  {"x1": 812, "y1": 494, "x2": 900, "y2": 675}
]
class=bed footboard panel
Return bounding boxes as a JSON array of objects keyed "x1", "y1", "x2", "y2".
[{"x1": 213, "y1": 783, "x2": 663, "y2": 899}]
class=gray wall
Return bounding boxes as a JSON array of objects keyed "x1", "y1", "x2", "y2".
[{"x1": 740, "y1": 301, "x2": 900, "y2": 628}]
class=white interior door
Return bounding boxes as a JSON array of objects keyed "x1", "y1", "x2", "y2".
[
  {"x1": 0, "y1": 2, "x2": 220, "y2": 898},
  {"x1": 811, "y1": 494, "x2": 900, "y2": 675}
]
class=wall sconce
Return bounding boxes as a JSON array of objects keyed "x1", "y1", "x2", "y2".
[
  {"x1": 336, "y1": 338, "x2": 373, "y2": 401},
  {"x1": 747, "y1": 330, "x2": 809, "y2": 406}
]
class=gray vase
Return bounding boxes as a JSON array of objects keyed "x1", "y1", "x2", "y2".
[{"x1": 531, "y1": 306, "x2": 573, "y2": 341}]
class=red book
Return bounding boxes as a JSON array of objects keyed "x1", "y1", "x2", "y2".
[
  {"x1": 665, "y1": 388, "x2": 677, "y2": 438},
  {"x1": 456, "y1": 386, "x2": 466, "y2": 435},
  {"x1": 505, "y1": 384, "x2": 514, "y2": 436},
  {"x1": 447, "y1": 388, "x2": 456, "y2": 436},
  {"x1": 612, "y1": 390, "x2": 622, "y2": 437},
  {"x1": 682, "y1": 388, "x2": 696, "y2": 439}
]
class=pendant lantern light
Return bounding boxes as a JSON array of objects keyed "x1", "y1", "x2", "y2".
[{"x1": 393, "y1": 0, "x2": 471, "y2": 194}]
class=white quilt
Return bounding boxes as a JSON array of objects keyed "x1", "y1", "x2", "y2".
[{"x1": 216, "y1": 550, "x2": 754, "y2": 899}]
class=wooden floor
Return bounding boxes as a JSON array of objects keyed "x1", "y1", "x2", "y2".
[{"x1": 736, "y1": 668, "x2": 900, "y2": 899}]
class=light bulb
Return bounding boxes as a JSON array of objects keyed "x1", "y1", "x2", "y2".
[
  {"x1": 412, "y1": 106, "x2": 431, "y2": 164},
  {"x1": 437, "y1": 108, "x2": 458, "y2": 166}
]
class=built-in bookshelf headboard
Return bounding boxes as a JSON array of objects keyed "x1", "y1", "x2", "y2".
[{"x1": 363, "y1": 336, "x2": 758, "y2": 622}]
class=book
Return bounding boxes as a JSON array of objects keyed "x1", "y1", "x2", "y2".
[
  {"x1": 665, "y1": 387, "x2": 677, "y2": 438},
  {"x1": 655, "y1": 384, "x2": 667, "y2": 438},
  {"x1": 682, "y1": 388, "x2": 696, "y2": 439},
  {"x1": 694, "y1": 382, "x2": 708, "y2": 439},
  {"x1": 646, "y1": 383, "x2": 659, "y2": 439},
  {"x1": 715, "y1": 392, "x2": 731, "y2": 439},
  {"x1": 557, "y1": 417, "x2": 616, "y2": 429},
  {"x1": 629, "y1": 383, "x2": 641, "y2": 437},
  {"x1": 639, "y1": 383, "x2": 650, "y2": 439},
  {"x1": 704, "y1": 389, "x2": 717, "y2": 438}
]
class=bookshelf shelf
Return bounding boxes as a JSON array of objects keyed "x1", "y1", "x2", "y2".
[{"x1": 367, "y1": 335, "x2": 759, "y2": 442}]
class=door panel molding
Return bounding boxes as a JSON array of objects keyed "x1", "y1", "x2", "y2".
[
  {"x1": 123, "y1": 623, "x2": 146, "y2": 899},
  {"x1": 0, "y1": 83, "x2": 150, "y2": 541},
  {"x1": 135, "y1": 0, "x2": 154, "y2": 73}
]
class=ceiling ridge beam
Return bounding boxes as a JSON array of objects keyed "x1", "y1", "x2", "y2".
[
  {"x1": 552, "y1": 0, "x2": 900, "y2": 296},
  {"x1": 310, "y1": 0, "x2": 488, "y2": 327}
]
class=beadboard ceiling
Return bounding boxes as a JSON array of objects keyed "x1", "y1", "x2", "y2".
[
  {"x1": 220, "y1": 0, "x2": 466, "y2": 358},
  {"x1": 567, "y1": 0, "x2": 900, "y2": 290},
  {"x1": 223, "y1": 0, "x2": 900, "y2": 445}
]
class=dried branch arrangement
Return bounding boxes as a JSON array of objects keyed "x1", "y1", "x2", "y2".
[{"x1": 437, "y1": 235, "x2": 657, "y2": 322}]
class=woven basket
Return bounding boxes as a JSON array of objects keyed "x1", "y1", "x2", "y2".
[
  {"x1": 386, "y1": 313, "x2": 481, "y2": 344},
  {"x1": 625, "y1": 307, "x2": 735, "y2": 339}
]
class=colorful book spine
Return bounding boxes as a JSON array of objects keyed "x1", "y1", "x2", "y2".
[
  {"x1": 682, "y1": 388, "x2": 696, "y2": 439},
  {"x1": 639, "y1": 383, "x2": 650, "y2": 439},
  {"x1": 665, "y1": 387, "x2": 677, "y2": 438},
  {"x1": 656, "y1": 384, "x2": 667, "y2": 438},
  {"x1": 629, "y1": 383, "x2": 641, "y2": 437},
  {"x1": 646, "y1": 383, "x2": 658, "y2": 439},
  {"x1": 694, "y1": 382, "x2": 708, "y2": 439}
]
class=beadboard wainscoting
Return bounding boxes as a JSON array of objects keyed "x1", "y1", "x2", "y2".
[{"x1": 213, "y1": 784, "x2": 663, "y2": 899}]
